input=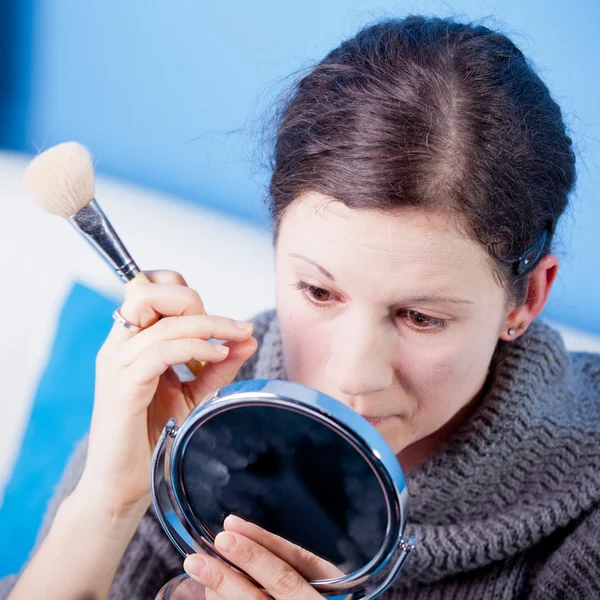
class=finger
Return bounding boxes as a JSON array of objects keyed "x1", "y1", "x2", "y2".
[
  {"x1": 121, "y1": 315, "x2": 254, "y2": 366},
  {"x1": 109, "y1": 270, "x2": 191, "y2": 340},
  {"x1": 223, "y1": 515, "x2": 344, "y2": 580},
  {"x1": 143, "y1": 270, "x2": 188, "y2": 286},
  {"x1": 184, "y1": 554, "x2": 269, "y2": 600},
  {"x1": 123, "y1": 282, "x2": 205, "y2": 325},
  {"x1": 186, "y1": 336, "x2": 258, "y2": 403},
  {"x1": 108, "y1": 282, "x2": 206, "y2": 344},
  {"x1": 128, "y1": 338, "x2": 232, "y2": 387},
  {"x1": 213, "y1": 531, "x2": 322, "y2": 599}
]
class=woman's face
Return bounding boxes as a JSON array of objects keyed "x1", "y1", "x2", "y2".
[{"x1": 274, "y1": 192, "x2": 511, "y2": 465}]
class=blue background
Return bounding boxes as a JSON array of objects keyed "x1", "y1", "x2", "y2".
[{"x1": 1, "y1": 0, "x2": 598, "y2": 331}]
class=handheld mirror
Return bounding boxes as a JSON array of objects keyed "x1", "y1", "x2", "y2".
[{"x1": 152, "y1": 379, "x2": 415, "y2": 599}]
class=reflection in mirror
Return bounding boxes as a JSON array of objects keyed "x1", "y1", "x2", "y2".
[{"x1": 180, "y1": 406, "x2": 388, "y2": 576}]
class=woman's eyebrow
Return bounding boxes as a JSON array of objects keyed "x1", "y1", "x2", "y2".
[
  {"x1": 289, "y1": 253, "x2": 336, "y2": 281},
  {"x1": 290, "y1": 253, "x2": 474, "y2": 305},
  {"x1": 398, "y1": 295, "x2": 475, "y2": 305}
]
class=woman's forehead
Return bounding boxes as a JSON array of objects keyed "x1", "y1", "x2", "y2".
[
  {"x1": 279, "y1": 192, "x2": 484, "y2": 262},
  {"x1": 277, "y1": 192, "x2": 500, "y2": 301}
]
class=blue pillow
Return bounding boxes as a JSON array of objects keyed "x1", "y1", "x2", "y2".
[{"x1": 0, "y1": 282, "x2": 119, "y2": 577}]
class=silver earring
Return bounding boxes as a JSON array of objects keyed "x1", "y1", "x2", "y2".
[{"x1": 507, "y1": 327, "x2": 516, "y2": 336}]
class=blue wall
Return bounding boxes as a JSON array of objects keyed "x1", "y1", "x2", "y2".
[{"x1": 1, "y1": 0, "x2": 599, "y2": 332}]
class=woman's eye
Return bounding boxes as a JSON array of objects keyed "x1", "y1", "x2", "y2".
[
  {"x1": 293, "y1": 281, "x2": 334, "y2": 304},
  {"x1": 400, "y1": 310, "x2": 447, "y2": 331},
  {"x1": 291, "y1": 283, "x2": 446, "y2": 330}
]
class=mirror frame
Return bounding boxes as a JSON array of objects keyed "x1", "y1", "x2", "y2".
[{"x1": 151, "y1": 379, "x2": 416, "y2": 599}]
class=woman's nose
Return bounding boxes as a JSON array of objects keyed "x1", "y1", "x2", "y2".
[{"x1": 325, "y1": 320, "x2": 393, "y2": 397}]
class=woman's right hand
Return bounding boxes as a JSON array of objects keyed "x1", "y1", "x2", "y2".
[{"x1": 76, "y1": 270, "x2": 258, "y2": 518}]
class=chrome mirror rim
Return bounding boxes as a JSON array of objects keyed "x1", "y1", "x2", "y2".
[{"x1": 151, "y1": 379, "x2": 416, "y2": 598}]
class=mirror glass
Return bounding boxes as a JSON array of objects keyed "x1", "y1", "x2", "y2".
[{"x1": 179, "y1": 405, "x2": 389, "y2": 576}]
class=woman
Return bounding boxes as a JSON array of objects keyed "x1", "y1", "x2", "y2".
[{"x1": 2, "y1": 14, "x2": 599, "y2": 600}]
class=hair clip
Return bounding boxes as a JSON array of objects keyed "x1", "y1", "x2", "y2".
[{"x1": 513, "y1": 228, "x2": 549, "y2": 276}]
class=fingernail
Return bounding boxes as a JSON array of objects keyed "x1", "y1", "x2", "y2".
[
  {"x1": 225, "y1": 514, "x2": 244, "y2": 525},
  {"x1": 215, "y1": 344, "x2": 230, "y2": 355},
  {"x1": 234, "y1": 320, "x2": 253, "y2": 330},
  {"x1": 216, "y1": 532, "x2": 237, "y2": 552},
  {"x1": 184, "y1": 555, "x2": 206, "y2": 576}
]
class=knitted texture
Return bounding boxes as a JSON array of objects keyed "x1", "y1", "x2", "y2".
[{"x1": 1, "y1": 310, "x2": 598, "y2": 599}]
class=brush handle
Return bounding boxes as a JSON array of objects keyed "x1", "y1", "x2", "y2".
[{"x1": 125, "y1": 272, "x2": 203, "y2": 376}]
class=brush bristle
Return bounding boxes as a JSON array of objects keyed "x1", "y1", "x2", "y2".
[{"x1": 24, "y1": 141, "x2": 95, "y2": 218}]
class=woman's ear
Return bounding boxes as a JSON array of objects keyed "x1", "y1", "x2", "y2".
[{"x1": 499, "y1": 254, "x2": 559, "y2": 341}]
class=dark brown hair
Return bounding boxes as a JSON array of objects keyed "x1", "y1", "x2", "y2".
[{"x1": 268, "y1": 15, "x2": 576, "y2": 304}]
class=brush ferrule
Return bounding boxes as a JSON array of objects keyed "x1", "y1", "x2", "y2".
[{"x1": 69, "y1": 199, "x2": 140, "y2": 283}]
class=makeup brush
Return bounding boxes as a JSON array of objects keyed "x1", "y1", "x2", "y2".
[{"x1": 23, "y1": 141, "x2": 202, "y2": 377}]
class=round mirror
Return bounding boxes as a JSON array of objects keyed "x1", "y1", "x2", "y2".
[{"x1": 152, "y1": 379, "x2": 415, "y2": 599}]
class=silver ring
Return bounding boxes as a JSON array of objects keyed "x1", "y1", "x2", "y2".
[{"x1": 112, "y1": 308, "x2": 143, "y2": 333}]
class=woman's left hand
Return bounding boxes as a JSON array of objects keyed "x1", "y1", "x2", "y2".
[{"x1": 184, "y1": 515, "x2": 343, "y2": 599}]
